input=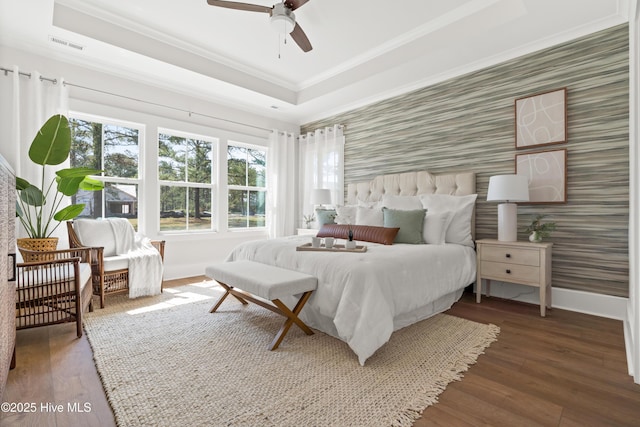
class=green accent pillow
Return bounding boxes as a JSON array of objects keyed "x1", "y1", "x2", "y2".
[
  {"x1": 382, "y1": 208, "x2": 426, "y2": 244},
  {"x1": 315, "y1": 209, "x2": 337, "y2": 227}
]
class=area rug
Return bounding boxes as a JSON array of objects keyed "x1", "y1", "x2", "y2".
[{"x1": 83, "y1": 281, "x2": 499, "y2": 427}]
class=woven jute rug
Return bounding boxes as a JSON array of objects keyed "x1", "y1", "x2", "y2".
[{"x1": 84, "y1": 281, "x2": 499, "y2": 427}]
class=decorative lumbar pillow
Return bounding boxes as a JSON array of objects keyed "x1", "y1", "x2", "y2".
[
  {"x1": 317, "y1": 224, "x2": 400, "y2": 245},
  {"x1": 315, "y1": 209, "x2": 337, "y2": 227},
  {"x1": 382, "y1": 208, "x2": 426, "y2": 244},
  {"x1": 422, "y1": 211, "x2": 454, "y2": 245},
  {"x1": 334, "y1": 205, "x2": 357, "y2": 225},
  {"x1": 419, "y1": 194, "x2": 477, "y2": 247},
  {"x1": 355, "y1": 206, "x2": 384, "y2": 227},
  {"x1": 381, "y1": 195, "x2": 423, "y2": 210}
]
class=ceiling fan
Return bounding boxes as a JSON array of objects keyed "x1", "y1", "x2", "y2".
[{"x1": 206, "y1": 0, "x2": 313, "y2": 52}]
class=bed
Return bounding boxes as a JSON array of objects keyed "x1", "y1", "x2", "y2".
[{"x1": 226, "y1": 170, "x2": 477, "y2": 365}]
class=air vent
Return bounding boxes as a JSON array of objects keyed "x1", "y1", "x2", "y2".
[{"x1": 48, "y1": 35, "x2": 84, "y2": 51}]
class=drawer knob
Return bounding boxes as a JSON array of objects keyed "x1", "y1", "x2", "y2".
[
  {"x1": 506, "y1": 269, "x2": 511, "y2": 274},
  {"x1": 505, "y1": 253, "x2": 511, "y2": 258}
]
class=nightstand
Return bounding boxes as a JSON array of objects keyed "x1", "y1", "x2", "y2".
[
  {"x1": 476, "y1": 239, "x2": 553, "y2": 317},
  {"x1": 296, "y1": 228, "x2": 318, "y2": 236}
]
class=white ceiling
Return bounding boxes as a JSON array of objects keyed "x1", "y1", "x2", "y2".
[{"x1": 0, "y1": 0, "x2": 630, "y2": 124}]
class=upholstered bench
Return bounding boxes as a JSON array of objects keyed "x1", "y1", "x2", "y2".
[{"x1": 205, "y1": 261, "x2": 318, "y2": 350}]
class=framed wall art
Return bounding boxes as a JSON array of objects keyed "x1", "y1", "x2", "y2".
[
  {"x1": 516, "y1": 148, "x2": 567, "y2": 204},
  {"x1": 515, "y1": 88, "x2": 567, "y2": 149}
]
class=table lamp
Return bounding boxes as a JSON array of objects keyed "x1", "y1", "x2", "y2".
[
  {"x1": 486, "y1": 174, "x2": 530, "y2": 242},
  {"x1": 311, "y1": 188, "x2": 332, "y2": 209}
]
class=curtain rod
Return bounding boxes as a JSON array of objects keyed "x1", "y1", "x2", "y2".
[{"x1": 1, "y1": 66, "x2": 274, "y2": 134}]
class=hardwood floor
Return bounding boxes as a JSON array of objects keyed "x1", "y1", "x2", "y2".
[{"x1": 2, "y1": 277, "x2": 639, "y2": 426}]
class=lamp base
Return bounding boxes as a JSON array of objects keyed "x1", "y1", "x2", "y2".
[{"x1": 497, "y1": 203, "x2": 518, "y2": 242}]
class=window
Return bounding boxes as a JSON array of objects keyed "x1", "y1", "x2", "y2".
[
  {"x1": 158, "y1": 131, "x2": 215, "y2": 232},
  {"x1": 227, "y1": 143, "x2": 266, "y2": 229},
  {"x1": 69, "y1": 116, "x2": 141, "y2": 229}
]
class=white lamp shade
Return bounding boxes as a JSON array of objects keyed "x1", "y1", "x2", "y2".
[
  {"x1": 487, "y1": 175, "x2": 530, "y2": 202},
  {"x1": 311, "y1": 189, "x2": 332, "y2": 205}
]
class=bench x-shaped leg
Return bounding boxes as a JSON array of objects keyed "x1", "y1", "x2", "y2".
[
  {"x1": 210, "y1": 284, "x2": 314, "y2": 350},
  {"x1": 269, "y1": 291, "x2": 314, "y2": 350},
  {"x1": 209, "y1": 281, "x2": 249, "y2": 313}
]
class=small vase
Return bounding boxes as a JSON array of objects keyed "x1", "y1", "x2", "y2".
[
  {"x1": 345, "y1": 240, "x2": 357, "y2": 249},
  {"x1": 529, "y1": 232, "x2": 542, "y2": 243}
]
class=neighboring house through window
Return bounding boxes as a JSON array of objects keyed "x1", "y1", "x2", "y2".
[{"x1": 69, "y1": 114, "x2": 142, "y2": 230}]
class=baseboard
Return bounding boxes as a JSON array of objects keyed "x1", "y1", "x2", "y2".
[
  {"x1": 624, "y1": 313, "x2": 635, "y2": 377},
  {"x1": 475, "y1": 281, "x2": 628, "y2": 321}
]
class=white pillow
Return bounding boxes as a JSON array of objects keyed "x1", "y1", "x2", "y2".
[
  {"x1": 357, "y1": 200, "x2": 381, "y2": 208},
  {"x1": 419, "y1": 194, "x2": 477, "y2": 246},
  {"x1": 73, "y1": 219, "x2": 118, "y2": 256},
  {"x1": 381, "y1": 194, "x2": 423, "y2": 210},
  {"x1": 356, "y1": 206, "x2": 384, "y2": 226},
  {"x1": 335, "y1": 205, "x2": 357, "y2": 225},
  {"x1": 423, "y1": 211, "x2": 454, "y2": 245}
]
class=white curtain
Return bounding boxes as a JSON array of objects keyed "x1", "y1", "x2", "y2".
[
  {"x1": 266, "y1": 130, "x2": 296, "y2": 237},
  {"x1": 2, "y1": 66, "x2": 69, "y2": 242},
  {"x1": 298, "y1": 125, "x2": 345, "y2": 223}
]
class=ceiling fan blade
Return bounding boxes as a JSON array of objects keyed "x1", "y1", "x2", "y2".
[
  {"x1": 207, "y1": 0, "x2": 272, "y2": 14},
  {"x1": 290, "y1": 22, "x2": 312, "y2": 52},
  {"x1": 284, "y1": 0, "x2": 310, "y2": 11}
]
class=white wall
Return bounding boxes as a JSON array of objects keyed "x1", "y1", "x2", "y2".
[{"x1": 0, "y1": 46, "x2": 300, "y2": 280}]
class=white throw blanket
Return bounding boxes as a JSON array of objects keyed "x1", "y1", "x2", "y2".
[{"x1": 107, "y1": 218, "x2": 163, "y2": 298}]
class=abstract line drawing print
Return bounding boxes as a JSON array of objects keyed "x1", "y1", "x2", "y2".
[
  {"x1": 515, "y1": 88, "x2": 567, "y2": 149},
  {"x1": 516, "y1": 149, "x2": 567, "y2": 204}
]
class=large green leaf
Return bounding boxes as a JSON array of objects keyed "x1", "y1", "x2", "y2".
[
  {"x1": 79, "y1": 176, "x2": 104, "y2": 191},
  {"x1": 20, "y1": 185, "x2": 45, "y2": 206},
  {"x1": 28, "y1": 114, "x2": 71, "y2": 166},
  {"x1": 56, "y1": 176, "x2": 85, "y2": 196},
  {"x1": 56, "y1": 168, "x2": 104, "y2": 196},
  {"x1": 53, "y1": 204, "x2": 86, "y2": 221},
  {"x1": 15, "y1": 177, "x2": 31, "y2": 191},
  {"x1": 56, "y1": 167, "x2": 102, "y2": 178}
]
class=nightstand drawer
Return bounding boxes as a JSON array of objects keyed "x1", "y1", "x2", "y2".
[
  {"x1": 480, "y1": 245, "x2": 540, "y2": 266},
  {"x1": 480, "y1": 261, "x2": 540, "y2": 285}
]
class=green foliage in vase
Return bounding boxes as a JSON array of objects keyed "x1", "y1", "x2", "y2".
[
  {"x1": 525, "y1": 214, "x2": 557, "y2": 239},
  {"x1": 16, "y1": 114, "x2": 104, "y2": 238}
]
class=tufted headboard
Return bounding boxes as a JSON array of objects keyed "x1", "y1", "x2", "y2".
[{"x1": 346, "y1": 170, "x2": 476, "y2": 237}]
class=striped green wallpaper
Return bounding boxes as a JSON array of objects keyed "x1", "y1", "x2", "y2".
[{"x1": 301, "y1": 24, "x2": 630, "y2": 297}]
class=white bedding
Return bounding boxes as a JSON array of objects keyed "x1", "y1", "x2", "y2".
[{"x1": 226, "y1": 235, "x2": 476, "y2": 365}]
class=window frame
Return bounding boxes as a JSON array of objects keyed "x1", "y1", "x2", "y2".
[
  {"x1": 68, "y1": 111, "x2": 145, "y2": 227},
  {"x1": 157, "y1": 127, "x2": 218, "y2": 234},
  {"x1": 227, "y1": 140, "x2": 268, "y2": 231}
]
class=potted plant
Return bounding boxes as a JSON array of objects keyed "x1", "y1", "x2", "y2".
[
  {"x1": 16, "y1": 114, "x2": 103, "y2": 254},
  {"x1": 525, "y1": 214, "x2": 556, "y2": 243}
]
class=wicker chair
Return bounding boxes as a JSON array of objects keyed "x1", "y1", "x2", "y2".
[
  {"x1": 67, "y1": 220, "x2": 166, "y2": 308},
  {"x1": 16, "y1": 247, "x2": 94, "y2": 338}
]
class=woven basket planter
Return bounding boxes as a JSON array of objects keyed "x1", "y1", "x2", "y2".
[{"x1": 17, "y1": 237, "x2": 59, "y2": 262}]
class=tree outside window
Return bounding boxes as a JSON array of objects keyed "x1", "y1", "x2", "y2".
[
  {"x1": 228, "y1": 144, "x2": 266, "y2": 229},
  {"x1": 69, "y1": 117, "x2": 140, "y2": 230},
  {"x1": 158, "y1": 132, "x2": 215, "y2": 231}
]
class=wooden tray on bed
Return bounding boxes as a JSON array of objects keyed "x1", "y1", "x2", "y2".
[{"x1": 296, "y1": 243, "x2": 367, "y2": 253}]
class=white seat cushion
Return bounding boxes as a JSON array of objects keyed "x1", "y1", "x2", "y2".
[
  {"x1": 205, "y1": 261, "x2": 317, "y2": 301},
  {"x1": 103, "y1": 255, "x2": 130, "y2": 271}
]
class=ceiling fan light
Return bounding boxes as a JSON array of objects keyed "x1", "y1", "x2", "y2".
[{"x1": 270, "y1": 13, "x2": 295, "y2": 34}]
